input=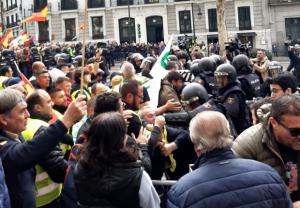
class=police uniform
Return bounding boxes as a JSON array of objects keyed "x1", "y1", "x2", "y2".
[{"x1": 218, "y1": 83, "x2": 250, "y2": 134}]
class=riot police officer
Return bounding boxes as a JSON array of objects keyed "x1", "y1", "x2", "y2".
[
  {"x1": 130, "y1": 53, "x2": 144, "y2": 73},
  {"x1": 215, "y1": 64, "x2": 250, "y2": 134},
  {"x1": 232, "y1": 54, "x2": 261, "y2": 100},
  {"x1": 163, "y1": 82, "x2": 237, "y2": 137},
  {"x1": 141, "y1": 56, "x2": 157, "y2": 78},
  {"x1": 191, "y1": 57, "x2": 217, "y2": 97}
]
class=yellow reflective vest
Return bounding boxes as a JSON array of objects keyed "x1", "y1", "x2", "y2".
[{"x1": 21, "y1": 118, "x2": 62, "y2": 207}]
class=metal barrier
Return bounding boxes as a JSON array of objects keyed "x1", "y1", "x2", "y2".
[{"x1": 152, "y1": 180, "x2": 177, "y2": 208}]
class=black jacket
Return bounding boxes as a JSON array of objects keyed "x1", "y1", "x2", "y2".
[
  {"x1": 75, "y1": 161, "x2": 143, "y2": 208},
  {"x1": 0, "y1": 120, "x2": 68, "y2": 208}
]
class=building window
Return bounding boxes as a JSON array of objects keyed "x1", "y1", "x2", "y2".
[
  {"x1": 6, "y1": 16, "x2": 9, "y2": 28},
  {"x1": 15, "y1": 13, "x2": 18, "y2": 24},
  {"x1": 6, "y1": 0, "x2": 8, "y2": 10},
  {"x1": 238, "y1": 6, "x2": 251, "y2": 30},
  {"x1": 34, "y1": 0, "x2": 47, "y2": 12},
  {"x1": 179, "y1": 10, "x2": 192, "y2": 34},
  {"x1": 11, "y1": 15, "x2": 14, "y2": 26},
  {"x1": 61, "y1": 0, "x2": 78, "y2": 10},
  {"x1": 117, "y1": 0, "x2": 133, "y2": 6},
  {"x1": 285, "y1": 18, "x2": 300, "y2": 42},
  {"x1": 145, "y1": 0, "x2": 159, "y2": 4},
  {"x1": 119, "y1": 18, "x2": 136, "y2": 43},
  {"x1": 91, "y1": 16, "x2": 104, "y2": 39},
  {"x1": 208, "y1": 8, "x2": 217, "y2": 32},
  {"x1": 65, "y1": 18, "x2": 76, "y2": 41},
  {"x1": 38, "y1": 21, "x2": 50, "y2": 42},
  {"x1": 174, "y1": 0, "x2": 190, "y2": 1},
  {"x1": 88, "y1": 0, "x2": 105, "y2": 8}
]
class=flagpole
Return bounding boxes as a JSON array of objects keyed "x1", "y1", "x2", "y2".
[{"x1": 80, "y1": 0, "x2": 88, "y2": 96}]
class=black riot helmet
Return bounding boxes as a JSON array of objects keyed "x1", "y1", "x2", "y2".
[
  {"x1": 214, "y1": 64, "x2": 237, "y2": 89},
  {"x1": 55, "y1": 53, "x2": 70, "y2": 65},
  {"x1": 210, "y1": 54, "x2": 225, "y2": 68},
  {"x1": 166, "y1": 55, "x2": 179, "y2": 70},
  {"x1": 73, "y1": 55, "x2": 86, "y2": 67},
  {"x1": 190, "y1": 62, "x2": 203, "y2": 77},
  {"x1": 232, "y1": 54, "x2": 251, "y2": 74},
  {"x1": 181, "y1": 83, "x2": 209, "y2": 110},
  {"x1": 198, "y1": 57, "x2": 215, "y2": 73},
  {"x1": 268, "y1": 61, "x2": 283, "y2": 78}
]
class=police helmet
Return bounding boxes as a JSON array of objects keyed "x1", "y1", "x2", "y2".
[
  {"x1": 268, "y1": 61, "x2": 283, "y2": 78},
  {"x1": 181, "y1": 83, "x2": 209, "y2": 107},
  {"x1": 30, "y1": 47, "x2": 39, "y2": 54},
  {"x1": 215, "y1": 64, "x2": 237, "y2": 88},
  {"x1": 56, "y1": 53, "x2": 70, "y2": 65},
  {"x1": 190, "y1": 62, "x2": 203, "y2": 77},
  {"x1": 191, "y1": 59, "x2": 202, "y2": 65},
  {"x1": 232, "y1": 54, "x2": 251, "y2": 74},
  {"x1": 73, "y1": 55, "x2": 86, "y2": 67},
  {"x1": 166, "y1": 55, "x2": 179, "y2": 70},
  {"x1": 140, "y1": 56, "x2": 157, "y2": 70},
  {"x1": 198, "y1": 57, "x2": 215, "y2": 73},
  {"x1": 210, "y1": 54, "x2": 225, "y2": 68}
]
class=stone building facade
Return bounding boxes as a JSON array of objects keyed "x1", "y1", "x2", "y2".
[{"x1": 1, "y1": 0, "x2": 299, "y2": 53}]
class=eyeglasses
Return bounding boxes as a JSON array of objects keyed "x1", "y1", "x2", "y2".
[
  {"x1": 271, "y1": 88, "x2": 283, "y2": 94},
  {"x1": 276, "y1": 119, "x2": 300, "y2": 137}
]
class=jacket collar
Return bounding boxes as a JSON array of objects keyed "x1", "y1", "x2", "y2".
[{"x1": 193, "y1": 148, "x2": 235, "y2": 170}]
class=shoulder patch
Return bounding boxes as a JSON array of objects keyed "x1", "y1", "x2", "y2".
[
  {"x1": 203, "y1": 102, "x2": 212, "y2": 109},
  {"x1": 0, "y1": 141, "x2": 7, "y2": 146},
  {"x1": 227, "y1": 97, "x2": 235, "y2": 104}
]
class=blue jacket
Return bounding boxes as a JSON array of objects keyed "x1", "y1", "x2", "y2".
[
  {"x1": 0, "y1": 159, "x2": 10, "y2": 208},
  {"x1": 168, "y1": 148, "x2": 292, "y2": 208},
  {"x1": 0, "y1": 120, "x2": 68, "y2": 208}
]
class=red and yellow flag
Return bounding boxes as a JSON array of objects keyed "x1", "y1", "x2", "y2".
[
  {"x1": 0, "y1": 29, "x2": 13, "y2": 48},
  {"x1": 19, "y1": 73, "x2": 34, "y2": 94},
  {"x1": 11, "y1": 32, "x2": 30, "y2": 46},
  {"x1": 21, "y1": 5, "x2": 48, "y2": 24}
]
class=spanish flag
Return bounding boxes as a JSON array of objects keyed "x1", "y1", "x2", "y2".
[
  {"x1": 21, "y1": 5, "x2": 48, "y2": 24},
  {"x1": 0, "y1": 29, "x2": 13, "y2": 48},
  {"x1": 19, "y1": 73, "x2": 35, "y2": 94}
]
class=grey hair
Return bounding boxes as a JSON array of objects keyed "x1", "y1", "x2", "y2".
[
  {"x1": 120, "y1": 62, "x2": 135, "y2": 80},
  {"x1": 189, "y1": 111, "x2": 233, "y2": 154},
  {"x1": 0, "y1": 89, "x2": 24, "y2": 114}
]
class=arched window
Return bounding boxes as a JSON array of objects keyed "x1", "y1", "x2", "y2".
[
  {"x1": 119, "y1": 18, "x2": 136, "y2": 43},
  {"x1": 61, "y1": 0, "x2": 78, "y2": 10}
]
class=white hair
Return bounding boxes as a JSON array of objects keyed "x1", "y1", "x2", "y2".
[
  {"x1": 120, "y1": 62, "x2": 135, "y2": 80},
  {"x1": 189, "y1": 111, "x2": 233, "y2": 154}
]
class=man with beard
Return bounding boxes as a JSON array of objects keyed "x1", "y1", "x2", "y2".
[
  {"x1": 233, "y1": 95, "x2": 300, "y2": 203},
  {"x1": 49, "y1": 88, "x2": 68, "y2": 114},
  {"x1": 120, "y1": 80, "x2": 143, "y2": 138},
  {"x1": 158, "y1": 71, "x2": 184, "y2": 112}
]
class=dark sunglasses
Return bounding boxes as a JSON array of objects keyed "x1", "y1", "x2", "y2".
[{"x1": 276, "y1": 119, "x2": 300, "y2": 137}]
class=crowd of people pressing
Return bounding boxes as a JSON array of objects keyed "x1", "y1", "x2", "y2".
[{"x1": 0, "y1": 39, "x2": 300, "y2": 208}]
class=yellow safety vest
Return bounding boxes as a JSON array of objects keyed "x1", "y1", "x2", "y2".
[
  {"x1": 0, "y1": 76, "x2": 8, "y2": 91},
  {"x1": 163, "y1": 127, "x2": 177, "y2": 173},
  {"x1": 21, "y1": 118, "x2": 62, "y2": 207},
  {"x1": 71, "y1": 87, "x2": 91, "y2": 101}
]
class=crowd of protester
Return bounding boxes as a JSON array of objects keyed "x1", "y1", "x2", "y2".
[{"x1": 0, "y1": 38, "x2": 300, "y2": 208}]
